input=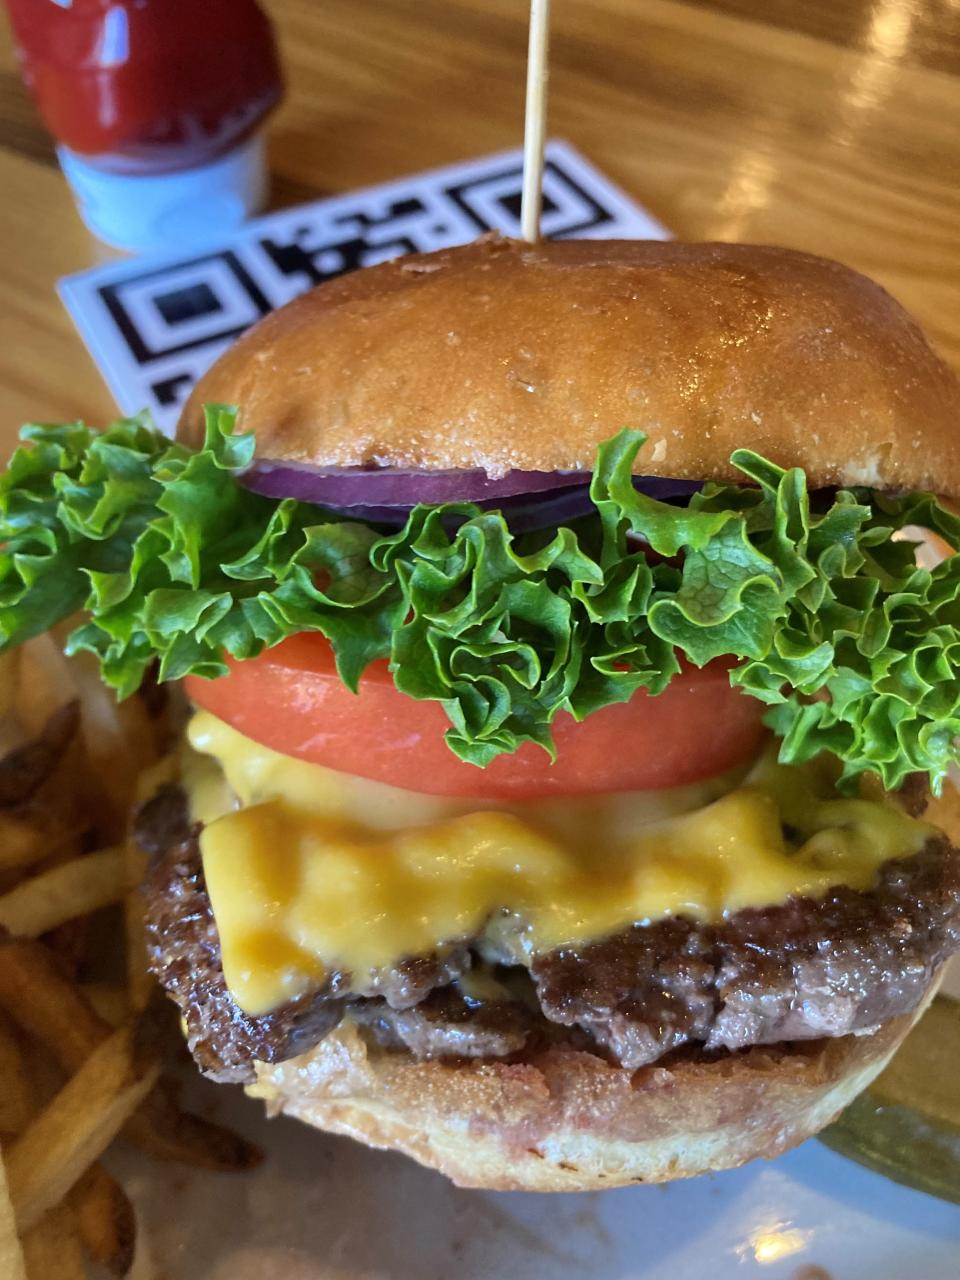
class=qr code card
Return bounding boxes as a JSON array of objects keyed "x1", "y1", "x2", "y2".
[{"x1": 58, "y1": 140, "x2": 670, "y2": 434}]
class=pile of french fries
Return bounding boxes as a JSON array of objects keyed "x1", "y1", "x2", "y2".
[{"x1": 0, "y1": 631, "x2": 260, "y2": 1279}]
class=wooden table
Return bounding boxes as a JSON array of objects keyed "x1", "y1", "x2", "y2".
[{"x1": 0, "y1": 0, "x2": 958, "y2": 433}]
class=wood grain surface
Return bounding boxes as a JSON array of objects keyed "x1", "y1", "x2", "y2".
[{"x1": 0, "y1": 0, "x2": 958, "y2": 435}]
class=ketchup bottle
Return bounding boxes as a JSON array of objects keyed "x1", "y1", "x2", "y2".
[{"x1": 4, "y1": 0, "x2": 284, "y2": 252}]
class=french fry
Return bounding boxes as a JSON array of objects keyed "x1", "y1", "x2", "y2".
[
  {"x1": 80, "y1": 983, "x2": 130, "y2": 1028},
  {"x1": 21, "y1": 1202, "x2": 87, "y2": 1280},
  {"x1": 0, "y1": 701, "x2": 79, "y2": 808},
  {"x1": 125, "y1": 753, "x2": 178, "y2": 1013},
  {"x1": 0, "y1": 628, "x2": 255, "y2": 1271},
  {"x1": 1, "y1": 971, "x2": 137, "y2": 1276},
  {"x1": 0, "y1": 1015, "x2": 32, "y2": 1138},
  {"x1": 123, "y1": 836, "x2": 153, "y2": 1013},
  {"x1": 71, "y1": 1164, "x2": 136, "y2": 1278},
  {"x1": 0, "y1": 1027, "x2": 84, "y2": 1276},
  {"x1": 0, "y1": 937, "x2": 109, "y2": 1066},
  {"x1": 133, "y1": 754, "x2": 180, "y2": 808},
  {"x1": 0, "y1": 848, "x2": 127, "y2": 937},
  {"x1": 0, "y1": 938, "x2": 262, "y2": 1172},
  {"x1": 0, "y1": 1150, "x2": 26, "y2": 1280},
  {"x1": 14, "y1": 635, "x2": 77, "y2": 738},
  {"x1": 67, "y1": 649, "x2": 157, "y2": 835},
  {"x1": 0, "y1": 817, "x2": 51, "y2": 875},
  {"x1": 5, "y1": 1023, "x2": 160, "y2": 1233},
  {"x1": 0, "y1": 702, "x2": 89, "y2": 874},
  {"x1": 128, "y1": 1080, "x2": 263, "y2": 1172},
  {"x1": 0, "y1": 650, "x2": 20, "y2": 721}
]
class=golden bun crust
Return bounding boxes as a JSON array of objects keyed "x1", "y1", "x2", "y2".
[
  {"x1": 181, "y1": 237, "x2": 960, "y2": 493},
  {"x1": 248, "y1": 980, "x2": 939, "y2": 1191}
]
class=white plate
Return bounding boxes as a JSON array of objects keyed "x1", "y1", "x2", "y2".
[{"x1": 115, "y1": 996, "x2": 960, "y2": 1279}]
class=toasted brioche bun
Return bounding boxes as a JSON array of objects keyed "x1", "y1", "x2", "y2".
[
  {"x1": 248, "y1": 783, "x2": 958, "y2": 1191},
  {"x1": 181, "y1": 237, "x2": 960, "y2": 494},
  {"x1": 248, "y1": 981, "x2": 940, "y2": 1192}
]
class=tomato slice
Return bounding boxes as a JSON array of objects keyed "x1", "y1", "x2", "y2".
[{"x1": 184, "y1": 634, "x2": 767, "y2": 800}]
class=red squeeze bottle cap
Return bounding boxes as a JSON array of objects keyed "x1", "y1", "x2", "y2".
[{"x1": 5, "y1": 0, "x2": 283, "y2": 252}]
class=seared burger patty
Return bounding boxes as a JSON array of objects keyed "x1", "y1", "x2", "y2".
[{"x1": 139, "y1": 785, "x2": 960, "y2": 1085}]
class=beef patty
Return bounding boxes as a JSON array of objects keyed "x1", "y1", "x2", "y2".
[{"x1": 139, "y1": 784, "x2": 960, "y2": 1084}]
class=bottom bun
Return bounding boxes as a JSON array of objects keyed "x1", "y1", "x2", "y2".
[{"x1": 247, "y1": 976, "x2": 942, "y2": 1191}]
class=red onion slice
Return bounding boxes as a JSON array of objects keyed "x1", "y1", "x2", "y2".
[
  {"x1": 242, "y1": 460, "x2": 701, "y2": 522},
  {"x1": 243, "y1": 460, "x2": 585, "y2": 506}
]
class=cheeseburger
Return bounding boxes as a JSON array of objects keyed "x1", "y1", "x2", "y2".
[{"x1": 3, "y1": 238, "x2": 960, "y2": 1191}]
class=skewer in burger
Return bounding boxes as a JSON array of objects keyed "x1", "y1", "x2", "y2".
[{"x1": 3, "y1": 238, "x2": 960, "y2": 1190}]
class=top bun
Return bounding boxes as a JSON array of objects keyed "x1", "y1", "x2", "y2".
[{"x1": 180, "y1": 237, "x2": 960, "y2": 494}]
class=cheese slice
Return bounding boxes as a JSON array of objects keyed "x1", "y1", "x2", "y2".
[{"x1": 186, "y1": 710, "x2": 932, "y2": 1017}]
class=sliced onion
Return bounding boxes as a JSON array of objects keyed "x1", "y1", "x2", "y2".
[
  {"x1": 243, "y1": 460, "x2": 584, "y2": 506},
  {"x1": 475, "y1": 484, "x2": 595, "y2": 533},
  {"x1": 242, "y1": 460, "x2": 701, "y2": 528},
  {"x1": 489, "y1": 478, "x2": 702, "y2": 534}
]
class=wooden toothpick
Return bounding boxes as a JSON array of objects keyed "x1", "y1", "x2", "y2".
[{"x1": 520, "y1": 0, "x2": 551, "y2": 243}]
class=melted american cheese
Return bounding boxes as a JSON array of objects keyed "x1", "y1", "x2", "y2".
[{"x1": 186, "y1": 710, "x2": 932, "y2": 1017}]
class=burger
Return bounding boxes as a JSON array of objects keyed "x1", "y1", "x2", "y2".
[{"x1": 3, "y1": 237, "x2": 960, "y2": 1191}]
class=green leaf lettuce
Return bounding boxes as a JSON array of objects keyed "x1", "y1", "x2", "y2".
[{"x1": 1, "y1": 405, "x2": 958, "y2": 793}]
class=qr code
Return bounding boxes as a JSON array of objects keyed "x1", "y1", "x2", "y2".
[{"x1": 59, "y1": 140, "x2": 670, "y2": 434}]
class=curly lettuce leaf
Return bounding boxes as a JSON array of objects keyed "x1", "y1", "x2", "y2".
[{"x1": 1, "y1": 406, "x2": 958, "y2": 793}]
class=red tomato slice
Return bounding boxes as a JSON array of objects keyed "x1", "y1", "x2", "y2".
[{"x1": 184, "y1": 634, "x2": 767, "y2": 800}]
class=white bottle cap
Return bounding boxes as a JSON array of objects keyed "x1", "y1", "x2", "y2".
[{"x1": 56, "y1": 131, "x2": 269, "y2": 254}]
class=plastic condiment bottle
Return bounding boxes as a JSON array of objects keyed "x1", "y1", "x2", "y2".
[{"x1": 4, "y1": 0, "x2": 284, "y2": 253}]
